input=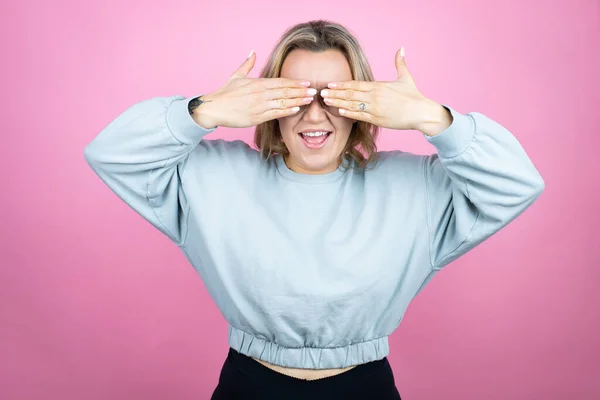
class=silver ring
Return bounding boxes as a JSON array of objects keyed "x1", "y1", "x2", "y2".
[{"x1": 358, "y1": 102, "x2": 366, "y2": 111}]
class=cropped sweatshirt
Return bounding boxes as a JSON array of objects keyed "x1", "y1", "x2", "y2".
[{"x1": 84, "y1": 94, "x2": 545, "y2": 369}]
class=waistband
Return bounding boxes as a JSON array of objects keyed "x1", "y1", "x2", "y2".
[
  {"x1": 227, "y1": 347, "x2": 392, "y2": 388},
  {"x1": 227, "y1": 325, "x2": 390, "y2": 369}
]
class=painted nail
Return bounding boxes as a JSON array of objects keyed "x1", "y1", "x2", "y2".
[
  {"x1": 339, "y1": 109, "x2": 346, "y2": 114},
  {"x1": 321, "y1": 89, "x2": 329, "y2": 97},
  {"x1": 327, "y1": 83, "x2": 337, "y2": 88},
  {"x1": 303, "y1": 97, "x2": 313, "y2": 103},
  {"x1": 324, "y1": 98, "x2": 333, "y2": 104},
  {"x1": 248, "y1": 49, "x2": 254, "y2": 58},
  {"x1": 300, "y1": 81, "x2": 311, "y2": 87},
  {"x1": 307, "y1": 88, "x2": 317, "y2": 95},
  {"x1": 400, "y1": 47, "x2": 405, "y2": 57},
  {"x1": 292, "y1": 106, "x2": 300, "y2": 112}
]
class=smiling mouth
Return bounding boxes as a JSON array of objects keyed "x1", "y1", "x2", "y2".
[{"x1": 298, "y1": 131, "x2": 332, "y2": 149}]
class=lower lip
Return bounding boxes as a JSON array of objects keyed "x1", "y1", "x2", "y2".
[{"x1": 299, "y1": 132, "x2": 332, "y2": 149}]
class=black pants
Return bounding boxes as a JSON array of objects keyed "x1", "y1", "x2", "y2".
[{"x1": 211, "y1": 348, "x2": 402, "y2": 399}]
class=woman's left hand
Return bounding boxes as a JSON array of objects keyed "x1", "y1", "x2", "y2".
[{"x1": 320, "y1": 48, "x2": 453, "y2": 137}]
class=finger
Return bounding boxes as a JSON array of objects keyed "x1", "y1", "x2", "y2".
[
  {"x1": 263, "y1": 87, "x2": 317, "y2": 101},
  {"x1": 320, "y1": 88, "x2": 370, "y2": 102},
  {"x1": 257, "y1": 106, "x2": 302, "y2": 122},
  {"x1": 322, "y1": 97, "x2": 375, "y2": 114},
  {"x1": 261, "y1": 95, "x2": 313, "y2": 113},
  {"x1": 259, "y1": 77, "x2": 312, "y2": 90},
  {"x1": 395, "y1": 47, "x2": 410, "y2": 79},
  {"x1": 395, "y1": 47, "x2": 406, "y2": 65},
  {"x1": 230, "y1": 49, "x2": 256, "y2": 80},
  {"x1": 326, "y1": 80, "x2": 373, "y2": 91},
  {"x1": 338, "y1": 108, "x2": 374, "y2": 122}
]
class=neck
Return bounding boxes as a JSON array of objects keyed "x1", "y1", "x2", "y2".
[{"x1": 283, "y1": 155, "x2": 342, "y2": 175}]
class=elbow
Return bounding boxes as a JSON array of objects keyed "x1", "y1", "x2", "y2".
[
  {"x1": 535, "y1": 176, "x2": 545, "y2": 197},
  {"x1": 529, "y1": 172, "x2": 545, "y2": 201},
  {"x1": 83, "y1": 142, "x2": 97, "y2": 166},
  {"x1": 83, "y1": 140, "x2": 105, "y2": 169},
  {"x1": 488, "y1": 175, "x2": 545, "y2": 229},
  {"x1": 518, "y1": 172, "x2": 545, "y2": 211}
]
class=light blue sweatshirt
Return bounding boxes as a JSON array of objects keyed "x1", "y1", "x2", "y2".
[{"x1": 84, "y1": 94, "x2": 544, "y2": 369}]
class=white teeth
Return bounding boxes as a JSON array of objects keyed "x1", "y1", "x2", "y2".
[{"x1": 302, "y1": 131, "x2": 330, "y2": 137}]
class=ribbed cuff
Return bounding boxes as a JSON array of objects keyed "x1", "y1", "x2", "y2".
[
  {"x1": 424, "y1": 105, "x2": 475, "y2": 158},
  {"x1": 166, "y1": 95, "x2": 216, "y2": 145}
]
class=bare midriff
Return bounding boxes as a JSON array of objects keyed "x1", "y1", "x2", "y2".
[{"x1": 251, "y1": 357, "x2": 358, "y2": 380}]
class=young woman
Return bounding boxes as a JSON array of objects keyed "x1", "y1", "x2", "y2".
[{"x1": 84, "y1": 19, "x2": 544, "y2": 400}]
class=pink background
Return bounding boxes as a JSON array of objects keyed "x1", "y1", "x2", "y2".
[{"x1": 2, "y1": 0, "x2": 599, "y2": 398}]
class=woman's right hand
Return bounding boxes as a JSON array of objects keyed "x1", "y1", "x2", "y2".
[{"x1": 192, "y1": 51, "x2": 316, "y2": 129}]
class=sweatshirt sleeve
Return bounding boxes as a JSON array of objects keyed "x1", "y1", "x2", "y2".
[
  {"x1": 423, "y1": 105, "x2": 545, "y2": 270},
  {"x1": 83, "y1": 95, "x2": 216, "y2": 246}
]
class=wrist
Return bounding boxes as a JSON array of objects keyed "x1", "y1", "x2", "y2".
[
  {"x1": 190, "y1": 94, "x2": 218, "y2": 129},
  {"x1": 415, "y1": 99, "x2": 453, "y2": 137}
]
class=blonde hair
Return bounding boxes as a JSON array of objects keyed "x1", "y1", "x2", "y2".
[{"x1": 254, "y1": 19, "x2": 379, "y2": 169}]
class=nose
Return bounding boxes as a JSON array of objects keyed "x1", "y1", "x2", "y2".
[{"x1": 302, "y1": 95, "x2": 327, "y2": 122}]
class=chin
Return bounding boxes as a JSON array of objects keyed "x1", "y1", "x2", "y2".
[
  {"x1": 296, "y1": 153, "x2": 341, "y2": 174},
  {"x1": 282, "y1": 133, "x2": 348, "y2": 174}
]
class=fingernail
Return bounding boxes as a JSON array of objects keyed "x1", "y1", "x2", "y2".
[
  {"x1": 321, "y1": 89, "x2": 329, "y2": 97},
  {"x1": 248, "y1": 49, "x2": 254, "y2": 58},
  {"x1": 327, "y1": 83, "x2": 337, "y2": 88},
  {"x1": 307, "y1": 88, "x2": 317, "y2": 95},
  {"x1": 400, "y1": 47, "x2": 405, "y2": 57},
  {"x1": 300, "y1": 81, "x2": 311, "y2": 87}
]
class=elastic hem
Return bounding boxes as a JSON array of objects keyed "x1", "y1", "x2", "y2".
[
  {"x1": 424, "y1": 105, "x2": 475, "y2": 158},
  {"x1": 228, "y1": 325, "x2": 390, "y2": 369},
  {"x1": 165, "y1": 95, "x2": 216, "y2": 145},
  {"x1": 226, "y1": 347, "x2": 390, "y2": 387}
]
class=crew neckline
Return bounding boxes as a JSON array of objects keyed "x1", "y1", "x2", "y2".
[{"x1": 275, "y1": 154, "x2": 350, "y2": 183}]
